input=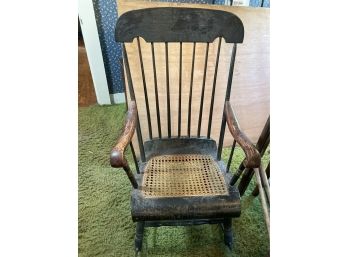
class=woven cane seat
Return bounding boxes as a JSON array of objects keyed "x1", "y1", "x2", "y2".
[{"x1": 142, "y1": 154, "x2": 228, "y2": 198}]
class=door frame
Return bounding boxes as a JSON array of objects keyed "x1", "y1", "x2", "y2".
[{"x1": 78, "y1": 0, "x2": 111, "y2": 105}]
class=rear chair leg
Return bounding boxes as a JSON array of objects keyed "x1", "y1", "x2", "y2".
[
  {"x1": 135, "y1": 221, "x2": 145, "y2": 253},
  {"x1": 223, "y1": 218, "x2": 233, "y2": 250}
]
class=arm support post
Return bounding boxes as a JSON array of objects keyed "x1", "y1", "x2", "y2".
[
  {"x1": 110, "y1": 101, "x2": 138, "y2": 188},
  {"x1": 224, "y1": 101, "x2": 261, "y2": 168}
]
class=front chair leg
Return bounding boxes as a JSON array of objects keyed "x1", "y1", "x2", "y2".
[
  {"x1": 135, "y1": 221, "x2": 145, "y2": 253},
  {"x1": 223, "y1": 218, "x2": 233, "y2": 250}
]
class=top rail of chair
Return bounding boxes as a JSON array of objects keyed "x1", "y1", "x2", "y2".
[{"x1": 115, "y1": 7, "x2": 244, "y2": 43}]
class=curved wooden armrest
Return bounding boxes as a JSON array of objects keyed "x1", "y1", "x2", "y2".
[
  {"x1": 224, "y1": 101, "x2": 261, "y2": 168},
  {"x1": 110, "y1": 101, "x2": 137, "y2": 168}
]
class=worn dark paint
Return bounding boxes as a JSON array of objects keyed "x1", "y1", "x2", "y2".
[
  {"x1": 143, "y1": 137, "x2": 217, "y2": 161},
  {"x1": 130, "y1": 142, "x2": 139, "y2": 174},
  {"x1": 122, "y1": 46, "x2": 135, "y2": 101},
  {"x1": 131, "y1": 189, "x2": 240, "y2": 221},
  {"x1": 136, "y1": 37, "x2": 152, "y2": 139},
  {"x1": 165, "y1": 42, "x2": 171, "y2": 138},
  {"x1": 197, "y1": 42, "x2": 209, "y2": 137},
  {"x1": 109, "y1": 7, "x2": 260, "y2": 252},
  {"x1": 226, "y1": 140, "x2": 237, "y2": 173},
  {"x1": 144, "y1": 218, "x2": 225, "y2": 227},
  {"x1": 115, "y1": 8, "x2": 244, "y2": 43},
  {"x1": 135, "y1": 221, "x2": 144, "y2": 253},
  {"x1": 207, "y1": 37, "x2": 222, "y2": 138},
  {"x1": 223, "y1": 218, "x2": 233, "y2": 250},
  {"x1": 187, "y1": 42, "x2": 196, "y2": 137},
  {"x1": 217, "y1": 44, "x2": 237, "y2": 160},
  {"x1": 178, "y1": 42, "x2": 183, "y2": 137},
  {"x1": 150, "y1": 42, "x2": 162, "y2": 138}
]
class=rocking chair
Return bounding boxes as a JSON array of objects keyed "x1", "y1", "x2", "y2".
[{"x1": 110, "y1": 7, "x2": 261, "y2": 253}]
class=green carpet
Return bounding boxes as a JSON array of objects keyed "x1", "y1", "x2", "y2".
[{"x1": 79, "y1": 104, "x2": 270, "y2": 257}]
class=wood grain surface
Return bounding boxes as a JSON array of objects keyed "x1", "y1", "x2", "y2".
[
  {"x1": 111, "y1": 101, "x2": 138, "y2": 168},
  {"x1": 78, "y1": 45, "x2": 97, "y2": 107},
  {"x1": 117, "y1": 0, "x2": 269, "y2": 156},
  {"x1": 225, "y1": 101, "x2": 260, "y2": 168}
]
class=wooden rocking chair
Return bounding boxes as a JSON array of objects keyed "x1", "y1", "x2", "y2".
[{"x1": 110, "y1": 7, "x2": 261, "y2": 253}]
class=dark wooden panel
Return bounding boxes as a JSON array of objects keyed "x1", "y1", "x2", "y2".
[
  {"x1": 143, "y1": 137, "x2": 217, "y2": 160},
  {"x1": 115, "y1": 7, "x2": 244, "y2": 43},
  {"x1": 144, "y1": 218, "x2": 224, "y2": 227},
  {"x1": 131, "y1": 184, "x2": 240, "y2": 221}
]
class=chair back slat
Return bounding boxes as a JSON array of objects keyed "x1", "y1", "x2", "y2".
[
  {"x1": 122, "y1": 45, "x2": 146, "y2": 161},
  {"x1": 187, "y1": 42, "x2": 196, "y2": 137},
  {"x1": 207, "y1": 37, "x2": 222, "y2": 139},
  {"x1": 197, "y1": 42, "x2": 209, "y2": 137},
  {"x1": 135, "y1": 115, "x2": 146, "y2": 162},
  {"x1": 224, "y1": 43, "x2": 237, "y2": 101},
  {"x1": 122, "y1": 46, "x2": 136, "y2": 101},
  {"x1": 150, "y1": 42, "x2": 162, "y2": 138},
  {"x1": 226, "y1": 139, "x2": 237, "y2": 173},
  {"x1": 217, "y1": 43, "x2": 237, "y2": 160},
  {"x1": 119, "y1": 57, "x2": 128, "y2": 109},
  {"x1": 136, "y1": 37, "x2": 152, "y2": 139},
  {"x1": 165, "y1": 42, "x2": 171, "y2": 138},
  {"x1": 130, "y1": 142, "x2": 140, "y2": 174},
  {"x1": 178, "y1": 42, "x2": 182, "y2": 137}
]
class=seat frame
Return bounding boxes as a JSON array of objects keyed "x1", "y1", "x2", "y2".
[
  {"x1": 131, "y1": 138, "x2": 241, "y2": 221},
  {"x1": 109, "y1": 7, "x2": 261, "y2": 253}
]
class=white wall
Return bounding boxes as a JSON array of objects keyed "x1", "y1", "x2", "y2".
[{"x1": 78, "y1": 0, "x2": 111, "y2": 105}]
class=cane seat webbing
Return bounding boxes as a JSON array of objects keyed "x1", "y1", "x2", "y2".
[{"x1": 142, "y1": 154, "x2": 228, "y2": 198}]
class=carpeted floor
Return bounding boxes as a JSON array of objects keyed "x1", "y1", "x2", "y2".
[{"x1": 79, "y1": 104, "x2": 270, "y2": 257}]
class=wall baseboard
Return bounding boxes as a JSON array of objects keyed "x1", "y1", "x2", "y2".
[{"x1": 110, "y1": 93, "x2": 126, "y2": 104}]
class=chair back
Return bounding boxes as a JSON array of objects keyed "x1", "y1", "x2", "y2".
[{"x1": 115, "y1": 7, "x2": 244, "y2": 162}]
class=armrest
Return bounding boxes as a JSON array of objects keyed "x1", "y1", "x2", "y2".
[
  {"x1": 224, "y1": 101, "x2": 261, "y2": 168},
  {"x1": 110, "y1": 101, "x2": 137, "y2": 168}
]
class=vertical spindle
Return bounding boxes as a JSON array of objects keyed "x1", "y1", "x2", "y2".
[
  {"x1": 151, "y1": 42, "x2": 162, "y2": 138},
  {"x1": 123, "y1": 164, "x2": 138, "y2": 189},
  {"x1": 136, "y1": 37, "x2": 152, "y2": 139},
  {"x1": 178, "y1": 42, "x2": 182, "y2": 137},
  {"x1": 226, "y1": 140, "x2": 236, "y2": 173},
  {"x1": 207, "y1": 37, "x2": 222, "y2": 138},
  {"x1": 197, "y1": 43, "x2": 209, "y2": 137},
  {"x1": 187, "y1": 42, "x2": 196, "y2": 137},
  {"x1": 119, "y1": 57, "x2": 128, "y2": 109},
  {"x1": 122, "y1": 44, "x2": 145, "y2": 162},
  {"x1": 217, "y1": 43, "x2": 237, "y2": 160},
  {"x1": 165, "y1": 42, "x2": 171, "y2": 138},
  {"x1": 130, "y1": 142, "x2": 140, "y2": 174}
]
